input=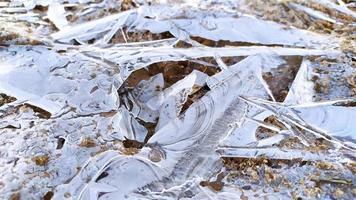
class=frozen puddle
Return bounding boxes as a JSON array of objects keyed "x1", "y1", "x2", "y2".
[{"x1": 0, "y1": 1, "x2": 355, "y2": 199}]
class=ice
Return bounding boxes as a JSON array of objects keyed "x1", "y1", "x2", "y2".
[{"x1": 1, "y1": 1, "x2": 355, "y2": 199}]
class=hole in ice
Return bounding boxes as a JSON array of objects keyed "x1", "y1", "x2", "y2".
[
  {"x1": 32, "y1": 155, "x2": 50, "y2": 166},
  {"x1": 242, "y1": 185, "x2": 252, "y2": 190},
  {"x1": 180, "y1": 85, "x2": 210, "y2": 114},
  {"x1": 56, "y1": 138, "x2": 66, "y2": 149},
  {"x1": 140, "y1": 120, "x2": 156, "y2": 143},
  {"x1": 199, "y1": 172, "x2": 225, "y2": 191},
  {"x1": 120, "y1": 0, "x2": 139, "y2": 11},
  {"x1": 24, "y1": 104, "x2": 52, "y2": 119},
  {"x1": 333, "y1": 100, "x2": 356, "y2": 107},
  {"x1": 277, "y1": 137, "x2": 305, "y2": 149},
  {"x1": 110, "y1": 29, "x2": 174, "y2": 44},
  {"x1": 123, "y1": 136, "x2": 144, "y2": 149},
  {"x1": 305, "y1": 138, "x2": 334, "y2": 152},
  {"x1": 43, "y1": 191, "x2": 54, "y2": 200},
  {"x1": 191, "y1": 36, "x2": 285, "y2": 47},
  {"x1": 95, "y1": 171, "x2": 109, "y2": 182},
  {"x1": 64, "y1": 1, "x2": 138, "y2": 23},
  {"x1": 119, "y1": 59, "x2": 220, "y2": 91},
  {"x1": 262, "y1": 56, "x2": 302, "y2": 102},
  {"x1": 199, "y1": 180, "x2": 224, "y2": 191},
  {"x1": 255, "y1": 116, "x2": 287, "y2": 140},
  {"x1": 79, "y1": 137, "x2": 96, "y2": 148},
  {"x1": 0, "y1": 93, "x2": 16, "y2": 107},
  {"x1": 9, "y1": 192, "x2": 20, "y2": 200},
  {"x1": 33, "y1": 5, "x2": 48, "y2": 13}
]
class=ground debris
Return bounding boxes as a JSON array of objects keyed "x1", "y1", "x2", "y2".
[{"x1": 79, "y1": 137, "x2": 97, "y2": 148}]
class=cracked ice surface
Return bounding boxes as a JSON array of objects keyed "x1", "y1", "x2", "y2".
[{"x1": 0, "y1": 0, "x2": 355, "y2": 199}]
